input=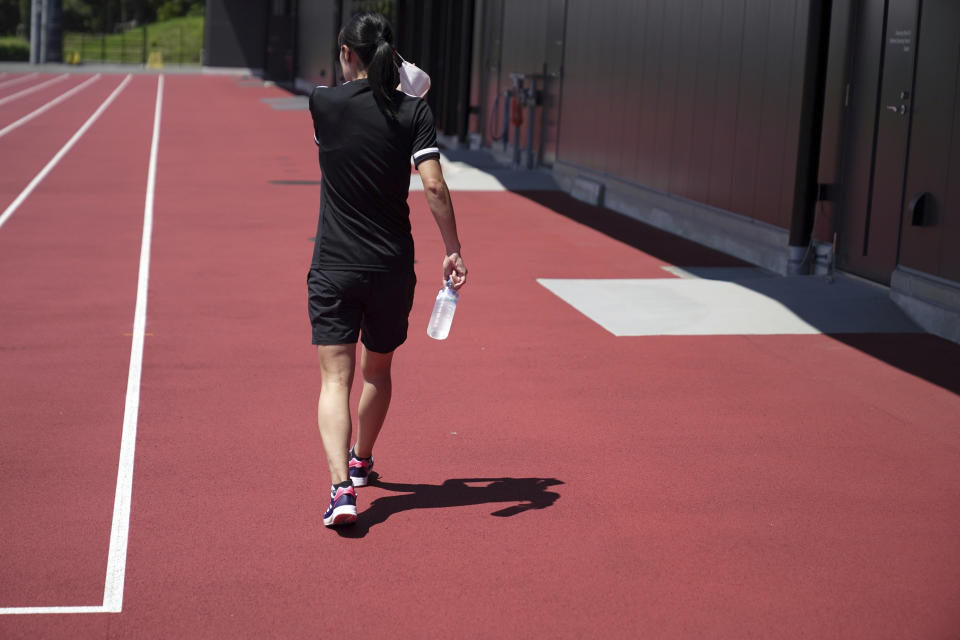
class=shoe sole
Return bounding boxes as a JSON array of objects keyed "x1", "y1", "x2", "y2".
[
  {"x1": 350, "y1": 475, "x2": 368, "y2": 487},
  {"x1": 323, "y1": 505, "x2": 357, "y2": 527}
]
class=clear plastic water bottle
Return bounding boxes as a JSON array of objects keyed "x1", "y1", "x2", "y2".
[{"x1": 427, "y1": 280, "x2": 459, "y2": 340}]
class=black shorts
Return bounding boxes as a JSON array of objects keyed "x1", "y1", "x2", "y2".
[{"x1": 307, "y1": 267, "x2": 417, "y2": 353}]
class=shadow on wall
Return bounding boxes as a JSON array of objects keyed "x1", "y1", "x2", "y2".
[{"x1": 336, "y1": 477, "x2": 564, "y2": 539}]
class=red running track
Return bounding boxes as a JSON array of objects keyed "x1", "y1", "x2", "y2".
[
  {"x1": 0, "y1": 74, "x2": 97, "y2": 129},
  {"x1": 0, "y1": 73, "x2": 153, "y2": 609},
  {"x1": 1, "y1": 71, "x2": 959, "y2": 639}
]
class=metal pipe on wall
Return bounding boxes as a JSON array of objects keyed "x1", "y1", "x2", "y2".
[
  {"x1": 509, "y1": 73, "x2": 524, "y2": 166},
  {"x1": 788, "y1": 0, "x2": 835, "y2": 274},
  {"x1": 526, "y1": 79, "x2": 536, "y2": 169}
]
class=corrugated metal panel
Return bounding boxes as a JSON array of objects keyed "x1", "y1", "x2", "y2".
[
  {"x1": 603, "y1": 0, "x2": 633, "y2": 175},
  {"x1": 616, "y1": 0, "x2": 649, "y2": 182},
  {"x1": 650, "y1": 2, "x2": 682, "y2": 193},
  {"x1": 541, "y1": 0, "x2": 567, "y2": 165},
  {"x1": 707, "y1": 0, "x2": 746, "y2": 212},
  {"x1": 557, "y1": 0, "x2": 589, "y2": 167},
  {"x1": 686, "y1": 0, "x2": 723, "y2": 206},
  {"x1": 752, "y1": 0, "x2": 799, "y2": 229},
  {"x1": 729, "y1": 0, "x2": 771, "y2": 222},
  {"x1": 780, "y1": 0, "x2": 812, "y2": 231},
  {"x1": 556, "y1": 0, "x2": 810, "y2": 229},
  {"x1": 666, "y1": 0, "x2": 702, "y2": 197},
  {"x1": 635, "y1": 0, "x2": 666, "y2": 188}
]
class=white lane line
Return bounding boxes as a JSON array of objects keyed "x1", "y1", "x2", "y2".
[
  {"x1": 0, "y1": 72, "x2": 37, "y2": 90},
  {"x1": 101, "y1": 73, "x2": 163, "y2": 614},
  {"x1": 0, "y1": 75, "x2": 102, "y2": 140},
  {"x1": 0, "y1": 74, "x2": 161, "y2": 617},
  {"x1": 0, "y1": 606, "x2": 108, "y2": 615},
  {"x1": 0, "y1": 73, "x2": 69, "y2": 107},
  {"x1": 0, "y1": 74, "x2": 131, "y2": 231}
]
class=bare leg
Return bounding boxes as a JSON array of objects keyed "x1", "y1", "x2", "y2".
[
  {"x1": 354, "y1": 345, "x2": 394, "y2": 459},
  {"x1": 316, "y1": 344, "x2": 356, "y2": 485}
]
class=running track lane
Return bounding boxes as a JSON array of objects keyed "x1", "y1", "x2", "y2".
[
  {"x1": 0, "y1": 75, "x2": 101, "y2": 138},
  {"x1": 1, "y1": 73, "x2": 960, "y2": 638},
  {"x1": 0, "y1": 74, "x2": 154, "y2": 609},
  {"x1": 0, "y1": 74, "x2": 87, "y2": 122},
  {"x1": 0, "y1": 76, "x2": 123, "y2": 213},
  {"x1": 0, "y1": 73, "x2": 38, "y2": 93},
  {"x1": 0, "y1": 74, "x2": 69, "y2": 109}
]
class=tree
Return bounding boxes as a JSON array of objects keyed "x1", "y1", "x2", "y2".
[
  {"x1": 0, "y1": 0, "x2": 21, "y2": 36},
  {"x1": 54, "y1": 0, "x2": 204, "y2": 34},
  {"x1": 17, "y1": 0, "x2": 29, "y2": 37}
]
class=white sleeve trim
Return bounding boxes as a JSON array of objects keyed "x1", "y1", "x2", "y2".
[
  {"x1": 314, "y1": 133, "x2": 320, "y2": 146},
  {"x1": 412, "y1": 147, "x2": 440, "y2": 161}
]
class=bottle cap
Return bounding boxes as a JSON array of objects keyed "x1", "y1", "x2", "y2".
[{"x1": 443, "y1": 278, "x2": 459, "y2": 298}]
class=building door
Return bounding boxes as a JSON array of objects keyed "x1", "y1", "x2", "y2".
[
  {"x1": 837, "y1": 0, "x2": 920, "y2": 284},
  {"x1": 897, "y1": 0, "x2": 960, "y2": 283}
]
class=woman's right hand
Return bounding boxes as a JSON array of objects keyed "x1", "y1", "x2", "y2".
[{"x1": 443, "y1": 252, "x2": 467, "y2": 290}]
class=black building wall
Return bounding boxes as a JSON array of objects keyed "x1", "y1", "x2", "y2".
[
  {"x1": 205, "y1": 0, "x2": 270, "y2": 69},
  {"x1": 557, "y1": 0, "x2": 811, "y2": 232}
]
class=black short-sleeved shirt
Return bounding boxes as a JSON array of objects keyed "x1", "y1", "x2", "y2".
[{"x1": 309, "y1": 79, "x2": 440, "y2": 272}]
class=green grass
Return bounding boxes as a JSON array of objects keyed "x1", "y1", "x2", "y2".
[
  {"x1": 0, "y1": 36, "x2": 30, "y2": 62},
  {"x1": 63, "y1": 15, "x2": 204, "y2": 66}
]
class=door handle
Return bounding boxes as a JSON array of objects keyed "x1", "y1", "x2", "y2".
[
  {"x1": 886, "y1": 104, "x2": 906, "y2": 115},
  {"x1": 909, "y1": 192, "x2": 932, "y2": 226}
]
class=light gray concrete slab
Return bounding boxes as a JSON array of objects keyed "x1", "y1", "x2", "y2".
[
  {"x1": 538, "y1": 274, "x2": 921, "y2": 336},
  {"x1": 409, "y1": 152, "x2": 560, "y2": 192},
  {"x1": 260, "y1": 96, "x2": 308, "y2": 110}
]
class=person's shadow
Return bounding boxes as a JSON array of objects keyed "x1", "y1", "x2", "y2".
[{"x1": 336, "y1": 475, "x2": 564, "y2": 538}]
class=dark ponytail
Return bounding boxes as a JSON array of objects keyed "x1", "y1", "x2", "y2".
[{"x1": 339, "y1": 12, "x2": 400, "y2": 122}]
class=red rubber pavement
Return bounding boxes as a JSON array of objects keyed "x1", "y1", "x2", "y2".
[
  {"x1": 0, "y1": 72, "x2": 958, "y2": 639},
  {"x1": 0, "y1": 75, "x2": 123, "y2": 207},
  {"x1": 0, "y1": 74, "x2": 97, "y2": 127},
  {"x1": 0, "y1": 73, "x2": 156, "y2": 608}
]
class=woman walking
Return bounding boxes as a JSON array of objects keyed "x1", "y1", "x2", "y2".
[{"x1": 307, "y1": 12, "x2": 467, "y2": 527}]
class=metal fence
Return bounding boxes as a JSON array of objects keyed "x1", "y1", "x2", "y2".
[{"x1": 62, "y1": 26, "x2": 199, "y2": 66}]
